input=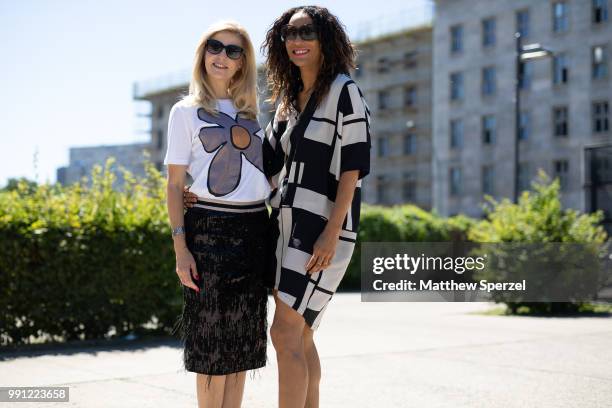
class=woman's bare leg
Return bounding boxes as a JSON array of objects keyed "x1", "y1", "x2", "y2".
[
  {"x1": 271, "y1": 291, "x2": 308, "y2": 408},
  {"x1": 221, "y1": 371, "x2": 247, "y2": 408},
  {"x1": 196, "y1": 374, "x2": 226, "y2": 408},
  {"x1": 303, "y1": 326, "x2": 321, "y2": 408}
]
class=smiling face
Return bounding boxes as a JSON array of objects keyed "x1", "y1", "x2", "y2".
[
  {"x1": 284, "y1": 11, "x2": 322, "y2": 70},
  {"x1": 204, "y1": 30, "x2": 244, "y2": 82}
]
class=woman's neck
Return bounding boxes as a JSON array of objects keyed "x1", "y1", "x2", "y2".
[
  {"x1": 299, "y1": 65, "x2": 319, "y2": 93},
  {"x1": 210, "y1": 79, "x2": 231, "y2": 99}
]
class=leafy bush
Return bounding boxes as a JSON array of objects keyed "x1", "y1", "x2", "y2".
[
  {"x1": 0, "y1": 157, "x2": 181, "y2": 346},
  {"x1": 468, "y1": 170, "x2": 609, "y2": 313}
]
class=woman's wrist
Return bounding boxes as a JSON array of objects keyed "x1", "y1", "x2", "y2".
[
  {"x1": 173, "y1": 237, "x2": 189, "y2": 253},
  {"x1": 324, "y1": 221, "x2": 342, "y2": 234}
]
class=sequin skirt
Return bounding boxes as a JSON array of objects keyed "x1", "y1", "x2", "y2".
[{"x1": 172, "y1": 205, "x2": 269, "y2": 378}]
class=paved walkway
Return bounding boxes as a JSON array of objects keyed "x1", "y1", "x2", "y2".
[{"x1": 1, "y1": 294, "x2": 611, "y2": 407}]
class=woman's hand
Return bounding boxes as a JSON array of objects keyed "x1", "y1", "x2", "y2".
[
  {"x1": 305, "y1": 224, "x2": 341, "y2": 274},
  {"x1": 183, "y1": 185, "x2": 197, "y2": 209},
  {"x1": 175, "y1": 247, "x2": 200, "y2": 293},
  {"x1": 304, "y1": 170, "x2": 359, "y2": 274}
]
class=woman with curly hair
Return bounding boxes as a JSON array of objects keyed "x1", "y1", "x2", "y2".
[
  {"x1": 166, "y1": 20, "x2": 270, "y2": 408},
  {"x1": 183, "y1": 6, "x2": 371, "y2": 406},
  {"x1": 261, "y1": 6, "x2": 371, "y2": 407}
]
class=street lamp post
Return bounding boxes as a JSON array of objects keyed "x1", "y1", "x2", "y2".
[
  {"x1": 514, "y1": 33, "x2": 522, "y2": 204},
  {"x1": 513, "y1": 33, "x2": 554, "y2": 203}
]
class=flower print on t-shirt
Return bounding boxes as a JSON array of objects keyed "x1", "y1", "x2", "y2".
[{"x1": 197, "y1": 108, "x2": 265, "y2": 197}]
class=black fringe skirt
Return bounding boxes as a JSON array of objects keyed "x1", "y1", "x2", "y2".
[{"x1": 171, "y1": 205, "x2": 269, "y2": 381}]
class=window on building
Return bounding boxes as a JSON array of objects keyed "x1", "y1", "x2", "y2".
[
  {"x1": 518, "y1": 162, "x2": 531, "y2": 192},
  {"x1": 481, "y1": 66, "x2": 496, "y2": 96},
  {"x1": 378, "y1": 90, "x2": 390, "y2": 110},
  {"x1": 519, "y1": 112, "x2": 530, "y2": 140},
  {"x1": 377, "y1": 57, "x2": 389, "y2": 73},
  {"x1": 482, "y1": 17, "x2": 496, "y2": 47},
  {"x1": 156, "y1": 105, "x2": 164, "y2": 119},
  {"x1": 450, "y1": 119, "x2": 464, "y2": 149},
  {"x1": 516, "y1": 9, "x2": 530, "y2": 38},
  {"x1": 404, "y1": 51, "x2": 418, "y2": 69},
  {"x1": 402, "y1": 172, "x2": 417, "y2": 202},
  {"x1": 450, "y1": 25, "x2": 463, "y2": 54},
  {"x1": 519, "y1": 61, "x2": 533, "y2": 89},
  {"x1": 377, "y1": 136, "x2": 389, "y2": 157},
  {"x1": 593, "y1": 0, "x2": 609, "y2": 24},
  {"x1": 403, "y1": 132, "x2": 416, "y2": 155},
  {"x1": 593, "y1": 101, "x2": 610, "y2": 133},
  {"x1": 450, "y1": 167, "x2": 462, "y2": 196},
  {"x1": 553, "y1": 106, "x2": 569, "y2": 137},
  {"x1": 404, "y1": 85, "x2": 417, "y2": 107},
  {"x1": 482, "y1": 115, "x2": 496, "y2": 144},
  {"x1": 553, "y1": 159, "x2": 569, "y2": 190},
  {"x1": 553, "y1": 1, "x2": 569, "y2": 33},
  {"x1": 592, "y1": 45, "x2": 608, "y2": 79},
  {"x1": 450, "y1": 72, "x2": 464, "y2": 101},
  {"x1": 482, "y1": 165, "x2": 495, "y2": 195},
  {"x1": 553, "y1": 53, "x2": 569, "y2": 84}
]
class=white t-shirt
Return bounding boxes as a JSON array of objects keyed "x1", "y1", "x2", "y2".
[{"x1": 163, "y1": 98, "x2": 271, "y2": 202}]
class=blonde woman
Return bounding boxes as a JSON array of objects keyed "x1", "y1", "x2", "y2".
[{"x1": 165, "y1": 21, "x2": 270, "y2": 408}]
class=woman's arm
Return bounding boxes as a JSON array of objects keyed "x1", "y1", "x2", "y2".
[
  {"x1": 304, "y1": 81, "x2": 371, "y2": 274},
  {"x1": 305, "y1": 169, "x2": 359, "y2": 274},
  {"x1": 167, "y1": 165, "x2": 200, "y2": 292}
]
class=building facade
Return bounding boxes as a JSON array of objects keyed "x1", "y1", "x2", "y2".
[
  {"x1": 56, "y1": 143, "x2": 151, "y2": 188},
  {"x1": 132, "y1": 69, "x2": 191, "y2": 173},
  {"x1": 433, "y1": 0, "x2": 612, "y2": 221},
  {"x1": 351, "y1": 25, "x2": 433, "y2": 208}
]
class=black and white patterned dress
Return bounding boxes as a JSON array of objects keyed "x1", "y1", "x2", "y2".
[{"x1": 263, "y1": 73, "x2": 371, "y2": 330}]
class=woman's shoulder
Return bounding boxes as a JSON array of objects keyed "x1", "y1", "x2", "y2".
[
  {"x1": 332, "y1": 72, "x2": 353, "y2": 87},
  {"x1": 169, "y1": 97, "x2": 199, "y2": 116},
  {"x1": 331, "y1": 72, "x2": 362, "y2": 93},
  {"x1": 321, "y1": 73, "x2": 362, "y2": 110}
]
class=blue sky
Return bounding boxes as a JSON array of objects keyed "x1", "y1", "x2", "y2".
[{"x1": 0, "y1": 0, "x2": 432, "y2": 186}]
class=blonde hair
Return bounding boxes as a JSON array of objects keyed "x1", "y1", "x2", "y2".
[{"x1": 182, "y1": 21, "x2": 258, "y2": 120}]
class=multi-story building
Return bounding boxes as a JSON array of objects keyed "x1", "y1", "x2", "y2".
[
  {"x1": 352, "y1": 24, "x2": 433, "y2": 208},
  {"x1": 132, "y1": 68, "x2": 191, "y2": 173},
  {"x1": 56, "y1": 143, "x2": 151, "y2": 187},
  {"x1": 433, "y1": 0, "x2": 612, "y2": 229}
]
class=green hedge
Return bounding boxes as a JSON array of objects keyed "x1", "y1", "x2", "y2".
[
  {"x1": 0, "y1": 158, "x2": 181, "y2": 346},
  {"x1": 1, "y1": 159, "x2": 607, "y2": 346}
]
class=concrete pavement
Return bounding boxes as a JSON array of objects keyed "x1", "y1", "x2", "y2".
[{"x1": 1, "y1": 294, "x2": 611, "y2": 407}]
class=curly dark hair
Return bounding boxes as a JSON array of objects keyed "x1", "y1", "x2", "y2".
[{"x1": 261, "y1": 5, "x2": 356, "y2": 117}]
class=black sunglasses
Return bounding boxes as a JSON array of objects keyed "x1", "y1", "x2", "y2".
[
  {"x1": 280, "y1": 24, "x2": 318, "y2": 42},
  {"x1": 205, "y1": 38, "x2": 244, "y2": 60}
]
